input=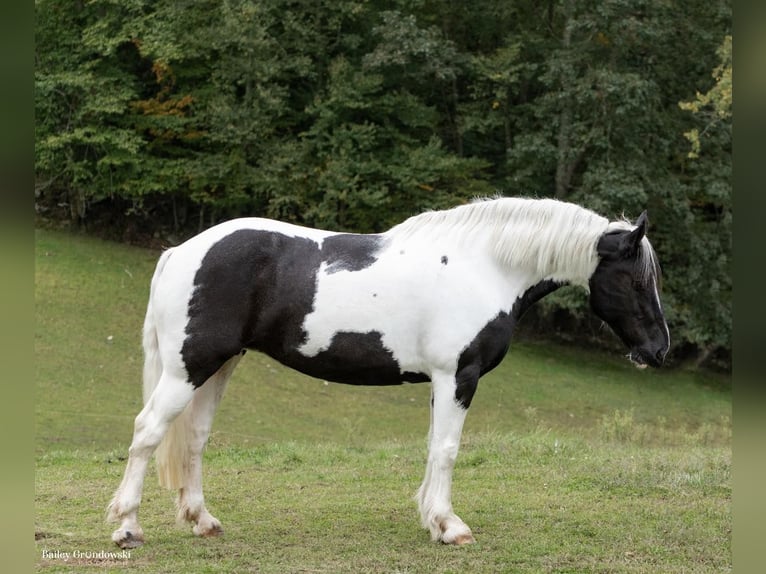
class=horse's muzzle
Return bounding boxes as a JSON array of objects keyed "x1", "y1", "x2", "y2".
[{"x1": 629, "y1": 345, "x2": 667, "y2": 369}]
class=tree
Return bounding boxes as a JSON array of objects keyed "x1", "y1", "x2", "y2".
[
  {"x1": 672, "y1": 34, "x2": 732, "y2": 366},
  {"x1": 679, "y1": 35, "x2": 732, "y2": 159},
  {"x1": 35, "y1": 0, "x2": 144, "y2": 222}
]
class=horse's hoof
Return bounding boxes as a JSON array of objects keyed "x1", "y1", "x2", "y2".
[
  {"x1": 451, "y1": 532, "x2": 476, "y2": 545},
  {"x1": 193, "y1": 521, "x2": 223, "y2": 538},
  {"x1": 440, "y1": 521, "x2": 475, "y2": 545},
  {"x1": 112, "y1": 528, "x2": 144, "y2": 549}
]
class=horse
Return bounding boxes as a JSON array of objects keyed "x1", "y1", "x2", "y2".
[{"x1": 106, "y1": 196, "x2": 669, "y2": 548}]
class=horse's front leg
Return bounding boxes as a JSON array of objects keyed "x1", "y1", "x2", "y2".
[{"x1": 416, "y1": 369, "x2": 477, "y2": 545}]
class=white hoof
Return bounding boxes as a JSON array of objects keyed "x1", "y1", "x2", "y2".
[
  {"x1": 192, "y1": 516, "x2": 223, "y2": 537},
  {"x1": 439, "y1": 518, "x2": 475, "y2": 545},
  {"x1": 112, "y1": 527, "x2": 144, "y2": 549}
]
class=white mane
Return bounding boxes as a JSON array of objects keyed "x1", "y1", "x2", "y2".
[{"x1": 386, "y1": 197, "x2": 655, "y2": 288}]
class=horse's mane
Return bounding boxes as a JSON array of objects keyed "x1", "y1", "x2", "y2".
[{"x1": 386, "y1": 197, "x2": 658, "y2": 288}]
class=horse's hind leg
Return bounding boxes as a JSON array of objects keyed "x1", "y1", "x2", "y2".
[
  {"x1": 176, "y1": 355, "x2": 241, "y2": 537},
  {"x1": 107, "y1": 370, "x2": 194, "y2": 548}
]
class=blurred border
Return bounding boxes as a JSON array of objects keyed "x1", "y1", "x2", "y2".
[
  {"x1": 732, "y1": 0, "x2": 766, "y2": 572},
  {"x1": 2, "y1": 0, "x2": 33, "y2": 571}
]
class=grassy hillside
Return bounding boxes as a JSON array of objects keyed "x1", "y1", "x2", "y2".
[{"x1": 34, "y1": 228, "x2": 731, "y2": 572}]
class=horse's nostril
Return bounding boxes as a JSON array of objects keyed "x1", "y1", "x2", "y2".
[{"x1": 656, "y1": 348, "x2": 666, "y2": 364}]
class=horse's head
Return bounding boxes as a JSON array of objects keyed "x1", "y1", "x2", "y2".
[{"x1": 589, "y1": 212, "x2": 670, "y2": 369}]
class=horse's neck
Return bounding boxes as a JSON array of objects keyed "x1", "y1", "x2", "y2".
[
  {"x1": 494, "y1": 234, "x2": 598, "y2": 288},
  {"x1": 386, "y1": 199, "x2": 607, "y2": 287}
]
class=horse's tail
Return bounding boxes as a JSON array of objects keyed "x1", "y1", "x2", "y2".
[
  {"x1": 141, "y1": 248, "x2": 189, "y2": 490},
  {"x1": 141, "y1": 248, "x2": 172, "y2": 405}
]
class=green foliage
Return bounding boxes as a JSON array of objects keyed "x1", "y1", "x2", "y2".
[
  {"x1": 35, "y1": 0, "x2": 731, "y2": 367},
  {"x1": 679, "y1": 35, "x2": 732, "y2": 159}
]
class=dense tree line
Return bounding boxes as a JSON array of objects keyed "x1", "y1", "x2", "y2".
[{"x1": 35, "y1": 0, "x2": 731, "y2": 369}]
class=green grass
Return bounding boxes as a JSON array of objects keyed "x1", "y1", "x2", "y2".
[
  {"x1": 35, "y1": 228, "x2": 731, "y2": 572},
  {"x1": 36, "y1": 437, "x2": 729, "y2": 573}
]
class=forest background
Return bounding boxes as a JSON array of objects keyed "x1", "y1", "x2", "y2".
[{"x1": 34, "y1": 0, "x2": 732, "y2": 370}]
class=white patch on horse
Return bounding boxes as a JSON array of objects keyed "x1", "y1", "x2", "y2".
[{"x1": 297, "y1": 237, "x2": 535, "y2": 378}]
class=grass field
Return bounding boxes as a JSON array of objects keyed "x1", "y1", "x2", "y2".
[{"x1": 34, "y1": 228, "x2": 731, "y2": 572}]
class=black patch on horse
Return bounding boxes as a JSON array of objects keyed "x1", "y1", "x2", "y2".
[
  {"x1": 182, "y1": 229, "x2": 323, "y2": 388},
  {"x1": 181, "y1": 229, "x2": 414, "y2": 388},
  {"x1": 323, "y1": 234, "x2": 384, "y2": 274},
  {"x1": 289, "y1": 331, "x2": 429, "y2": 386},
  {"x1": 454, "y1": 279, "x2": 561, "y2": 408}
]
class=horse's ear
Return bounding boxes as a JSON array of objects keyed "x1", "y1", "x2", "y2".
[
  {"x1": 634, "y1": 211, "x2": 649, "y2": 232},
  {"x1": 619, "y1": 211, "x2": 648, "y2": 257}
]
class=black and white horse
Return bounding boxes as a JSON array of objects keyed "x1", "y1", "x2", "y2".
[{"x1": 107, "y1": 197, "x2": 669, "y2": 548}]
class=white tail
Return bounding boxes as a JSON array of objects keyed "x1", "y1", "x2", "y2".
[{"x1": 141, "y1": 248, "x2": 191, "y2": 490}]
